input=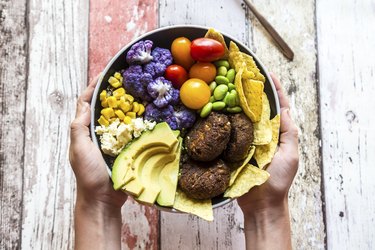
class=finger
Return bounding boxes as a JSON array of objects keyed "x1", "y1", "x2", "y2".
[
  {"x1": 80, "y1": 74, "x2": 101, "y2": 103},
  {"x1": 279, "y1": 108, "x2": 299, "y2": 157},
  {"x1": 270, "y1": 73, "x2": 290, "y2": 110},
  {"x1": 70, "y1": 101, "x2": 91, "y2": 143}
]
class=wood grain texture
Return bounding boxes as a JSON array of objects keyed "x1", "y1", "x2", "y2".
[
  {"x1": 159, "y1": 1, "x2": 248, "y2": 249},
  {"x1": 0, "y1": 0, "x2": 27, "y2": 249},
  {"x1": 20, "y1": 0, "x2": 88, "y2": 248},
  {"x1": 250, "y1": 0, "x2": 325, "y2": 248},
  {"x1": 88, "y1": 1, "x2": 159, "y2": 249},
  {"x1": 317, "y1": 0, "x2": 375, "y2": 249}
]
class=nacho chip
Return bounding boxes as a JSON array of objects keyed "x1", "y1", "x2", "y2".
[
  {"x1": 241, "y1": 53, "x2": 265, "y2": 83},
  {"x1": 235, "y1": 68, "x2": 255, "y2": 121},
  {"x1": 173, "y1": 189, "x2": 213, "y2": 221},
  {"x1": 205, "y1": 28, "x2": 229, "y2": 59},
  {"x1": 224, "y1": 164, "x2": 270, "y2": 198},
  {"x1": 242, "y1": 78, "x2": 264, "y2": 122},
  {"x1": 229, "y1": 146, "x2": 256, "y2": 186},
  {"x1": 254, "y1": 114, "x2": 281, "y2": 169},
  {"x1": 253, "y1": 93, "x2": 272, "y2": 145}
]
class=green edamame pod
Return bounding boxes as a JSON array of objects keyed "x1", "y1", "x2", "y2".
[
  {"x1": 200, "y1": 102, "x2": 213, "y2": 118},
  {"x1": 212, "y1": 101, "x2": 226, "y2": 111},
  {"x1": 213, "y1": 84, "x2": 229, "y2": 100},
  {"x1": 214, "y1": 60, "x2": 230, "y2": 69},
  {"x1": 215, "y1": 75, "x2": 229, "y2": 85},
  {"x1": 226, "y1": 106, "x2": 242, "y2": 113},
  {"x1": 209, "y1": 81, "x2": 217, "y2": 93},
  {"x1": 226, "y1": 69, "x2": 235, "y2": 83},
  {"x1": 217, "y1": 66, "x2": 227, "y2": 76},
  {"x1": 228, "y1": 83, "x2": 236, "y2": 91}
]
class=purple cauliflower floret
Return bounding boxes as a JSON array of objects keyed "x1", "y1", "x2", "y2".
[
  {"x1": 167, "y1": 105, "x2": 196, "y2": 130},
  {"x1": 144, "y1": 62, "x2": 167, "y2": 77},
  {"x1": 122, "y1": 65, "x2": 153, "y2": 101},
  {"x1": 151, "y1": 47, "x2": 173, "y2": 66},
  {"x1": 126, "y1": 40, "x2": 153, "y2": 65},
  {"x1": 147, "y1": 77, "x2": 180, "y2": 108},
  {"x1": 144, "y1": 104, "x2": 174, "y2": 123}
]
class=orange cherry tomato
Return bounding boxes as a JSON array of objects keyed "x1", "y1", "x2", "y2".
[
  {"x1": 189, "y1": 62, "x2": 217, "y2": 83},
  {"x1": 171, "y1": 37, "x2": 195, "y2": 70},
  {"x1": 180, "y1": 78, "x2": 211, "y2": 109}
]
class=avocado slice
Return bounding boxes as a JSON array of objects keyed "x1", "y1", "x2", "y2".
[
  {"x1": 156, "y1": 138, "x2": 182, "y2": 207},
  {"x1": 111, "y1": 122, "x2": 178, "y2": 190}
]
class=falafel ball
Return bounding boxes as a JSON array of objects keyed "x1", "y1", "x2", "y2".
[
  {"x1": 223, "y1": 113, "x2": 254, "y2": 162},
  {"x1": 178, "y1": 159, "x2": 230, "y2": 199},
  {"x1": 185, "y1": 112, "x2": 231, "y2": 162}
]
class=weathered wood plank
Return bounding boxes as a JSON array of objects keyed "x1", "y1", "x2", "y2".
[
  {"x1": 317, "y1": 0, "x2": 375, "y2": 249},
  {"x1": 159, "y1": 1, "x2": 248, "y2": 249},
  {"x1": 250, "y1": 0, "x2": 325, "y2": 248},
  {"x1": 20, "y1": 0, "x2": 89, "y2": 249},
  {"x1": 0, "y1": 0, "x2": 27, "y2": 249},
  {"x1": 88, "y1": 1, "x2": 159, "y2": 249}
]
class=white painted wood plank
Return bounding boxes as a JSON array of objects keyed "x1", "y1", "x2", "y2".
[
  {"x1": 159, "y1": 1, "x2": 248, "y2": 249},
  {"x1": 250, "y1": 1, "x2": 325, "y2": 249},
  {"x1": 20, "y1": 0, "x2": 89, "y2": 248},
  {"x1": 317, "y1": 0, "x2": 375, "y2": 249},
  {"x1": 0, "y1": 0, "x2": 27, "y2": 248}
]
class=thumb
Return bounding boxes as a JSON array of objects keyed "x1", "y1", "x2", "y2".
[
  {"x1": 70, "y1": 100, "x2": 91, "y2": 143},
  {"x1": 279, "y1": 108, "x2": 299, "y2": 156}
]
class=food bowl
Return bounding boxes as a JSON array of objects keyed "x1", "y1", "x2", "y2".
[{"x1": 90, "y1": 25, "x2": 280, "y2": 211}]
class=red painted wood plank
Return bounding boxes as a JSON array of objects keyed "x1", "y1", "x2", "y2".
[{"x1": 88, "y1": 1, "x2": 159, "y2": 249}]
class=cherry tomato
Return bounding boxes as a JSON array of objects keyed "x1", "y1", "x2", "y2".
[
  {"x1": 180, "y1": 78, "x2": 211, "y2": 109},
  {"x1": 190, "y1": 38, "x2": 225, "y2": 62},
  {"x1": 171, "y1": 37, "x2": 195, "y2": 70},
  {"x1": 165, "y1": 65, "x2": 188, "y2": 89},
  {"x1": 189, "y1": 62, "x2": 217, "y2": 83}
]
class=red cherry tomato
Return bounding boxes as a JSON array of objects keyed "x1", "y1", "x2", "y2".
[
  {"x1": 165, "y1": 64, "x2": 188, "y2": 89},
  {"x1": 190, "y1": 38, "x2": 225, "y2": 62}
]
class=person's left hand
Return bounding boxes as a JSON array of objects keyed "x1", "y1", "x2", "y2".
[{"x1": 69, "y1": 76, "x2": 127, "y2": 210}]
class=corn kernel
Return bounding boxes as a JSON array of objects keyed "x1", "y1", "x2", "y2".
[
  {"x1": 137, "y1": 104, "x2": 145, "y2": 116},
  {"x1": 99, "y1": 90, "x2": 107, "y2": 101},
  {"x1": 115, "y1": 109, "x2": 125, "y2": 120},
  {"x1": 119, "y1": 100, "x2": 132, "y2": 113},
  {"x1": 109, "y1": 118, "x2": 117, "y2": 123},
  {"x1": 124, "y1": 94, "x2": 134, "y2": 103},
  {"x1": 132, "y1": 102, "x2": 140, "y2": 113},
  {"x1": 126, "y1": 112, "x2": 136, "y2": 119},
  {"x1": 123, "y1": 116, "x2": 132, "y2": 124},
  {"x1": 101, "y1": 99, "x2": 108, "y2": 108},
  {"x1": 113, "y1": 87, "x2": 126, "y2": 99},
  {"x1": 101, "y1": 108, "x2": 115, "y2": 120},
  {"x1": 114, "y1": 72, "x2": 122, "y2": 81},
  {"x1": 98, "y1": 115, "x2": 109, "y2": 126},
  {"x1": 107, "y1": 96, "x2": 118, "y2": 108},
  {"x1": 108, "y1": 76, "x2": 122, "y2": 88}
]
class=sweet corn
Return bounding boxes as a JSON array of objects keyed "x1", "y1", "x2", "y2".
[
  {"x1": 107, "y1": 96, "x2": 118, "y2": 108},
  {"x1": 113, "y1": 87, "x2": 125, "y2": 99},
  {"x1": 99, "y1": 90, "x2": 107, "y2": 101},
  {"x1": 124, "y1": 94, "x2": 134, "y2": 103},
  {"x1": 98, "y1": 115, "x2": 109, "y2": 127},
  {"x1": 101, "y1": 108, "x2": 115, "y2": 120},
  {"x1": 132, "y1": 102, "x2": 140, "y2": 113},
  {"x1": 119, "y1": 100, "x2": 132, "y2": 113},
  {"x1": 114, "y1": 72, "x2": 122, "y2": 81},
  {"x1": 108, "y1": 76, "x2": 122, "y2": 88},
  {"x1": 115, "y1": 109, "x2": 125, "y2": 120},
  {"x1": 109, "y1": 117, "x2": 118, "y2": 123},
  {"x1": 137, "y1": 104, "x2": 145, "y2": 116},
  {"x1": 123, "y1": 116, "x2": 132, "y2": 124},
  {"x1": 101, "y1": 99, "x2": 108, "y2": 108},
  {"x1": 126, "y1": 112, "x2": 136, "y2": 119}
]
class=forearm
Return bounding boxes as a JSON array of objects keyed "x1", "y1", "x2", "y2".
[
  {"x1": 74, "y1": 191, "x2": 123, "y2": 250},
  {"x1": 243, "y1": 200, "x2": 292, "y2": 250}
]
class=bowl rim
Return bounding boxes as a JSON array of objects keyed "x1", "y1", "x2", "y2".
[{"x1": 90, "y1": 24, "x2": 280, "y2": 211}]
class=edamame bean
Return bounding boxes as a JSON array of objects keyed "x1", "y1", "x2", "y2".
[
  {"x1": 212, "y1": 101, "x2": 226, "y2": 111},
  {"x1": 228, "y1": 83, "x2": 236, "y2": 91},
  {"x1": 217, "y1": 66, "x2": 227, "y2": 76},
  {"x1": 226, "y1": 106, "x2": 242, "y2": 113},
  {"x1": 200, "y1": 102, "x2": 213, "y2": 118},
  {"x1": 213, "y1": 84, "x2": 228, "y2": 100},
  {"x1": 215, "y1": 75, "x2": 229, "y2": 85},
  {"x1": 226, "y1": 69, "x2": 235, "y2": 83},
  {"x1": 223, "y1": 92, "x2": 230, "y2": 104},
  {"x1": 209, "y1": 81, "x2": 217, "y2": 93},
  {"x1": 209, "y1": 96, "x2": 216, "y2": 103},
  {"x1": 214, "y1": 60, "x2": 230, "y2": 69},
  {"x1": 226, "y1": 91, "x2": 237, "y2": 107}
]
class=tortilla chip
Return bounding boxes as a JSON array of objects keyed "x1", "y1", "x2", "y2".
[
  {"x1": 254, "y1": 114, "x2": 281, "y2": 169},
  {"x1": 205, "y1": 28, "x2": 229, "y2": 59},
  {"x1": 229, "y1": 146, "x2": 256, "y2": 186},
  {"x1": 242, "y1": 78, "x2": 264, "y2": 122},
  {"x1": 235, "y1": 68, "x2": 257, "y2": 121},
  {"x1": 224, "y1": 164, "x2": 270, "y2": 198},
  {"x1": 173, "y1": 189, "x2": 213, "y2": 221},
  {"x1": 253, "y1": 93, "x2": 272, "y2": 145},
  {"x1": 241, "y1": 53, "x2": 265, "y2": 83}
]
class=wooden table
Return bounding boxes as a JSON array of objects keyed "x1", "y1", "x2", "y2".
[{"x1": 1, "y1": 0, "x2": 374, "y2": 249}]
